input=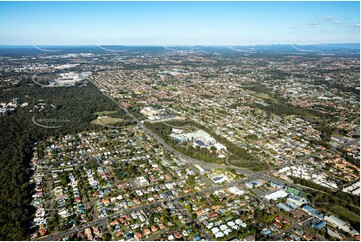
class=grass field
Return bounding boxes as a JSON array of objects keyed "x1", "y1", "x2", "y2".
[
  {"x1": 331, "y1": 206, "x2": 360, "y2": 222},
  {"x1": 94, "y1": 110, "x2": 119, "y2": 116},
  {"x1": 91, "y1": 117, "x2": 124, "y2": 126},
  {"x1": 92, "y1": 110, "x2": 124, "y2": 126}
]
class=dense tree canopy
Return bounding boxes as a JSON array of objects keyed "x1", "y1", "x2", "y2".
[{"x1": 0, "y1": 79, "x2": 119, "y2": 240}]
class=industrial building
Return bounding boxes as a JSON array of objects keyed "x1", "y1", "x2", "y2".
[
  {"x1": 270, "y1": 181, "x2": 286, "y2": 190},
  {"x1": 302, "y1": 205, "x2": 324, "y2": 219},
  {"x1": 245, "y1": 179, "x2": 264, "y2": 189},
  {"x1": 194, "y1": 164, "x2": 205, "y2": 174},
  {"x1": 286, "y1": 195, "x2": 308, "y2": 207},
  {"x1": 264, "y1": 190, "x2": 288, "y2": 201},
  {"x1": 276, "y1": 203, "x2": 292, "y2": 212},
  {"x1": 324, "y1": 215, "x2": 350, "y2": 232},
  {"x1": 228, "y1": 187, "x2": 245, "y2": 196},
  {"x1": 312, "y1": 220, "x2": 326, "y2": 230},
  {"x1": 212, "y1": 175, "x2": 229, "y2": 184},
  {"x1": 170, "y1": 129, "x2": 226, "y2": 151}
]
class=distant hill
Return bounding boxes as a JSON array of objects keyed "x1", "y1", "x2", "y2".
[{"x1": 0, "y1": 43, "x2": 359, "y2": 56}]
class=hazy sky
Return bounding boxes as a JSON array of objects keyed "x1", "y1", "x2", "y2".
[{"x1": 0, "y1": 1, "x2": 359, "y2": 45}]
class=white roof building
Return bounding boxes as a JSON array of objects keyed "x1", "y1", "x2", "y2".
[
  {"x1": 265, "y1": 190, "x2": 288, "y2": 201},
  {"x1": 325, "y1": 215, "x2": 350, "y2": 233},
  {"x1": 228, "y1": 187, "x2": 245, "y2": 196},
  {"x1": 194, "y1": 164, "x2": 205, "y2": 173}
]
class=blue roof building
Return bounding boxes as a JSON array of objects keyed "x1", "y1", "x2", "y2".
[
  {"x1": 276, "y1": 203, "x2": 292, "y2": 212},
  {"x1": 195, "y1": 140, "x2": 206, "y2": 147},
  {"x1": 194, "y1": 236, "x2": 201, "y2": 241},
  {"x1": 261, "y1": 227, "x2": 272, "y2": 237},
  {"x1": 302, "y1": 205, "x2": 324, "y2": 219},
  {"x1": 312, "y1": 220, "x2": 326, "y2": 229}
]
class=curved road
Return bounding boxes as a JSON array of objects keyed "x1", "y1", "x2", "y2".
[
  {"x1": 90, "y1": 78, "x2": 260, "y2": 177},
  {"x1": 35, "y1": 78, "x2": 330, "y2": 241}
]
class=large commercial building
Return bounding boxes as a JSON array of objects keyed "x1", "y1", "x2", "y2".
[
  {"x1": 302, "y1": 205, "x2": 324, "y2": 219},
  {"x1": 324, "y1": 215, "x2": 350, "y2": 233},
  {"x1": 264, "y1": 190, "x2": 288, "y2": 201},
  {"x1": 245, "y1": 179, "x2": 264, "y2": 189},
  {"x1": 286, "y1": 195, "x2": 308, "y2": 207},
  {"x1": 276, "y1": 203, "x2": 292, "y2": 212},
  {"x1": 170, "y1": 129, "x2": 226, "y2": 151},
  {"x1": 312, "y1": 220, "x2": 326, "y2": 230},
  {"x1": 228, "y1": 187, "x2": 245, "y2": 196}
]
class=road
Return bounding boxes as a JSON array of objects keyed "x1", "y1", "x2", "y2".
[
  {"x1": 90, "y1": 77, "x2": 349, "y2": 186},
  {"x1": 90, "y1": 78, "x2": 263, "y2": 177},
  {"x1": 37, "y1": 78, "x2": 333, "y2": 241},
  {"x1": 272, "y1": 209, "x2": 327, "y2": 241},
  {"x1": 43, "y1": 166, "x2": 55, "y2": 218},
  {"x1": 37, "y1": 179, "x2": 244, "y2": 241},
  {"x1": 173, "y1": 201, "x2": 213, "y2": 240}
]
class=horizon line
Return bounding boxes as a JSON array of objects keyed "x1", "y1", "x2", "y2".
[{"x1": 0, "y1": 43, "x2": 359, "y2": 47}]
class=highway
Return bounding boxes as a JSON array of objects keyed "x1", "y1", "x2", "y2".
[
  {"x1": 89, "y1": 78, "x2": 304, "y2": 189},
  {"x1": 36, "y1": 78, "x2": 331, "y2": 241},
  {"x1": 90, "y1": 78, "x2": 263, "y2": 177}
]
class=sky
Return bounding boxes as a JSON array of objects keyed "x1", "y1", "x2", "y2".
[{"x1": 0, "y1": 1, "x2": 359, "y2": 45}]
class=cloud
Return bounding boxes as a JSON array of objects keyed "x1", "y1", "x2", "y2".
[
  {"x1": 353, "y1": 23, "x2": 360, "y2": 27},
  {"x1": 324, "y1": 16, "x2": 332, "y2": 21},
  {"x1": 334, "y1": 21, "x2": 341, "y2": 25},
  {"x1": 307, "y1": 22, "x2": 318, "y2": 26}
]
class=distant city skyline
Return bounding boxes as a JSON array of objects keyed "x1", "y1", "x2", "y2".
[{"x1": 0, "y1": 1, "x2": 359, "y2": 45}]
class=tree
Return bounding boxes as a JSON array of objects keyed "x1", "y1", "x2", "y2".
[{"x1": 0, "y1": 80, "x2": 120, "y2": 240}]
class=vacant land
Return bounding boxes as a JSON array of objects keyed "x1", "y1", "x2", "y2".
[
  {"x1": 91, "y1": 117, "x2": 124, "y2": 126},
  {"x1": 331, "y1": 205, "x2": 360, "y2": 222},
  {"x1": 91, "y1": 110, "x2": 136, "y2": 127},
  {"x1": 94, "y1": 111, "x2": 119, "y2": 116}
]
